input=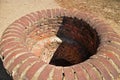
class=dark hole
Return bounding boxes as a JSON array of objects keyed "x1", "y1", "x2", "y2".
[
  {"x1": 49, "y1": 16, "x2": 100, "y2": 67},
  {"x1": 0, "y1": 58, "x2": 13, "y2": 80}
]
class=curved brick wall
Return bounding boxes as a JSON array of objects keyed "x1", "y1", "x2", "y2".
[{"x1": 0, "y1": 8, "x2": 120, "y2": 80}]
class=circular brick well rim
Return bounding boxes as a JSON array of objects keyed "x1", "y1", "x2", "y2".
[{"x1": 0, "y1": 8, "x2": 120, "y2": 80}]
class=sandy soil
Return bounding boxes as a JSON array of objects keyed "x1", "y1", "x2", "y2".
[
  {"x1": 0, "y1": 0, "x2": 59, "y2": 38},
  {"x1": 55, "y1": 0, "x2": 120, "y2": 34}
]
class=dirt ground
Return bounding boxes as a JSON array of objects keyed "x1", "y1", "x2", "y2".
[{"x1": 55, "y1": 0, "x2": 120, "y2": 34}]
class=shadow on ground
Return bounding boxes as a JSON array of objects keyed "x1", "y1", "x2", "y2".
[{"x1": 0, "y1": 58, "x2": 13, "y2": 80}]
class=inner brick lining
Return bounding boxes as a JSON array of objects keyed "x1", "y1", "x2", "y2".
[{"x1": 27, "y1": 16, "x2": 100, "y2": 67}]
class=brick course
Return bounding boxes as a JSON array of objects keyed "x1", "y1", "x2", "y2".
[{"x1": 0, "y1": 8, "x2": 120, "y2": 80}]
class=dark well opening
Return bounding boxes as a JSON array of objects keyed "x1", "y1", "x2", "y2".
[
  {"x1": 28, "y1": 16, "x2": 100, "y2": 67},
  {"x1": 49, "y1": 16, "x2": 100, "y2": 66}
]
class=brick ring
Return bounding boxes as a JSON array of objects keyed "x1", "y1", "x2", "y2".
[{"x1": 0, "y1": 8, "x2": 120, "y2": 80}]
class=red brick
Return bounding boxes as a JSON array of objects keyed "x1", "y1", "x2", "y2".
[
  {"x1": 9, "y1": 22, "x2": 26, "y2": 30},
  {"x1": 19, "y1": 16, "x2": 31, "y2": 26},
  {"x1": 93, "y1": 20, "x2": 107, "y2": 29},
  {"x1": 7, "y1": 27, "x2": 24, "y2": 33},
  {"x1": 52, "y1": 67, "x2": 63, "y2": 80},
  {"x1": 96, "y1": 25, "x2": 114, "y2": 34},
  {"x1": 41, "y1": 10, "x2": 47, "y2": 18},
  {"x1": 55, "y1": 8, "x2": 61, "y2": 17},
  {"x1": 2, "y1": 44, "x2": 25, "y2": 57},
  {"x1": 63, "y1": 67, "x2": 75, "y2": 80},
  {"x1": 93, "y1": 55, "x2": 119, "y2": 78},
  {"x1": 2, "y1": 33, "x2": 24, "y2": 41},
  {"x1": 8, "y1": 53, "x2": 33, "y2": 72},
  {"x1": 31, "y1": 12, "x2": 40, "y2": 22},
  {"x1": 88, "y1": 59, "x2": 112, "y2": 80},
  {"x1": 99, "y1": 44, "x2": 120, "y2": 57},
  {"x1": 4, "y1": 49, "x2": 27, "y2": 66},
  {"x1": 72, "y1": 65, "x2": 88, "y2": 80},
  {"x1": 38, "y1": 65, "x2": 53, "y2": 80},
  {"x1": 17, "y1": 57, "x2": 38, "y2": 76},
  {"x1": 25, "y1": 61, "x2": 45, "y2": 80},
  {"x1": 3, "y1": 30, "x2": 24, "y2": 38},
  {"x1": 51, "y1": 9, "x2": 56, "y2": 18},
  {"x1": 46, "y1": 9, "x2": 52, "y2": 18},
  {"x1": 36, "y1": 11, "x2": 43, "y2": 19},
  {"x1": 1, "y1": 41, "x2": 21, "y2": 52},
  {"x1": 81, "y1": 62, "x2": 101, "y2": 80},
  {"x1": 59, "y1": 8, "x2": 65, "y2": 17},
  {"x1": 100, "y1": 34, "x2": 120, "y2": 44},
  {"x1": 99, "y1": 50, "x2": 120, "y2": 69},
  {"x1": 14, "y1": 20, "x2": 28, "y2": 29},
  {"x1": 0, "y1": 38, "x2": 15, "y2": 47}
]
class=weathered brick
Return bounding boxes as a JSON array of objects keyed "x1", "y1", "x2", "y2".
[
  {"x1": 99, "y1": 50, "x2": 120, "y2": 69},
  {"x1": 2, "y1": 45, "x2": 25, "y2": 57},
  {"x1": 88, "y1": 59, "x2": 112, "y2": 80},
  {"x1": 81, "y1": 62, "x2": 101, "y2": 80},
  {"x1": 4, "y1": 49, "x2": 27, "y2": 66},
  {"x1": 16, "y1": 57, "x2": 38, "y2": 77},
  {"x1": 2, "y1": 33, "x2": 24, "y2": 41},
  {"x1": 99, "y1": 44, "x2": 120, "y2": 57},
  {"x1": 63, "y1": 67, "x2": 75, "y2": 80},
  {"x1": 92, "y1": 55, "x2": 119, "y2": 79},
  {"x1": 72, "y1": 64, "x2": 88, "y2": 80},
  {"x1": 52, "y1": 67, "x2": 63, "y2": 80},
  {"x1": 8, "y1": 53, "x2": 33, "y2": 72},
  {"x1": 38, "y1": 65, "x2": 53, "y2": 80},
  {"x1": 19, "y1": 16, "x2": 31, "y2": 26},
  {"x1": 24, "y1": 60, "x2": 45, "y2": 79},
  {"x1": 46, "y1": 9, "x2": 52, "y2": 18},
  {"x1": 1, "y1": 41, "x2": 21, "y2": 52}
]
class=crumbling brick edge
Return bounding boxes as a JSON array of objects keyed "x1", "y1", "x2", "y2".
[{"x1": 0, "y1": 8, "x2": 120, "y2": 80}]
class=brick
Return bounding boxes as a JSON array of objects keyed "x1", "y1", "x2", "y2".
[
  {"x1": 19, "y1": 16, "x2": 31, "y2": 26},
  {"x1": 55, "y1": 8, "x2": 61, "y2": 17},
  {"x1": 1, "y1": 41, "x2": 21, "y2": 52},
  {"x1": 7, "y1": 27, "x2": 24, "y2": 33},
  {"x1": 59, "y1": 8, "x2": 65, "y2": 17},
  {"x1": 72, "y1": 65, "x2": 88, "y2": 80},
  {"x1": 100, "y1": 34, "x2": 120, "y2": 44},
  {"x1": 36, "y1": 11, "x2": 43, "y2": 19},
  {"x1": 38, "y1": 65, "x2": 53, "y2": 80},
  {"x1": 41, "y1": 10, "x2": 48, "y2": 18},
  {"x1": 9, "y1": 22, "x2": 26, "y2": 30},
  {"x1": 3, "y1": 30, "x2": 24, "y2": 38},
  {"x1": 93, "y1": 55, "x2": 119, "y2": 78},
  {"x1": 52, "y1": 67, "x2": 63, "y2": 80},
  {"x1": 96, "y1": 25, "x2": 114, "y2": 34},
  {"x1": 8, "y1": 53, "x2": 33, "y2": 72},
  {"x1": 17, "y1": 57, "x2": 38, "y2": 76},
  {"x1": 46, "y1": 9, "x2": 52, "y2": 18},
  {"x1": 25, "y1": 61, "x2": 45, "y2": 80},
  {"x1": 0, "y1": 38, "x2": 15, "y2": 47},
  {"x1": 81, "y1": 62, "x2": 101, "y2": 80},
  {"x1": 99, "y1": 50, "x2": 120, "y2": 69},
  {"x1": 4, "y1": 49, "x2": 27, "y2": 66},
  {"x1": 14, "y1": 20, "x2": 28, "y2": 29},
  {"x1": 63, "y1": 67, "x2": 75, "y2": 80},
  {"x1": 2, "y1": 33, "x2": 24, "y2": 40},
  {"x1": 30, "y1": 12, "x2": 40, "y2": 22},
  {"x1": 51, "y1": 9, "x2": 56, "y2": 18},
  {"x1": 2, "y1": 45, "x2": 25, "y2": 57},
  {"x1": 88, "y1": 59, "x2": 112, "y2": 80},
  {"x1": 99, "y1": 44, "x2": 120, "y2": 57}
]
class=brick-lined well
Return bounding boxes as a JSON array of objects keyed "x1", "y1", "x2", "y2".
[{"x1": 0, "y1": 8, "x2": 120, "y2": 80}]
